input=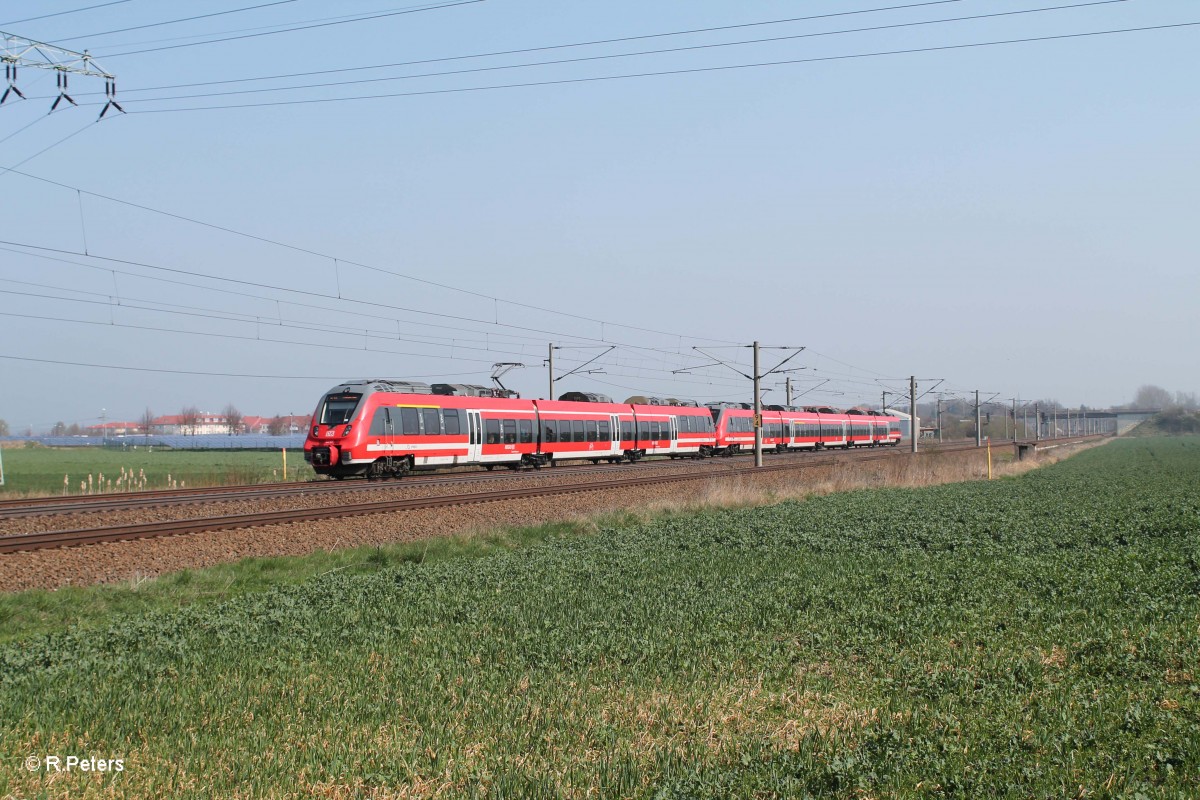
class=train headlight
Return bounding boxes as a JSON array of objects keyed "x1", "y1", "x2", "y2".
[
  {"x1": 343, "y1": 424, "x2": 353, "y2": 436},
  {"x1": 312, "y1": 425, "x2": 319, "y2": 437}
]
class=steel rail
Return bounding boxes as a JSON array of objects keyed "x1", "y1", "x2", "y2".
[
  {"x1": 0, "y1": 439, "x2": 980, "y2": 518},
  {"x1": 0, "y1": 436, "x2": 1108, "y2": 554},
  {"x1": 0, "y1": 434, "x2": 1104, "y2": 534}
]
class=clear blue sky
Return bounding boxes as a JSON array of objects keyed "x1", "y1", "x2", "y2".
[{"x1": 1, "y1": 0, "x2": 1196, "y2": 430}]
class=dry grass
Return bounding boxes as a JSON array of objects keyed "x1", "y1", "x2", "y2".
[{"x1": 638, "y1": 440, "x2": 1109, "y2": 516}]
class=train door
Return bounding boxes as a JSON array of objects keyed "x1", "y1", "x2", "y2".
[
  {"x1": 466, "y1": 411, "x2": 483, "y2": 464},
  {"x1": 669, "y1": 416, "x2": 678, "y2": 455},
  {"x1": 610, "y1": 414, "x2": 620, "y2": 457},
  {"x1": 382, "y1": 407, "x2": 395, "y2": 471}
]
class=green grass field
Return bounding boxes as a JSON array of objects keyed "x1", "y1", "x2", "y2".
[
  {"x1": 2, "y1": 438, "x2": 1198, "y2": 798},
  {"x1": 0, "y1": 445, "x2": 305, "y2": 495}
]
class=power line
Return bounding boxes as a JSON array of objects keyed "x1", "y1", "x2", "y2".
[
  {"x1": 0, "y1": 119, "x2": 99, "y2": 179},
  {"x1": 68, "y1": 0, "x2": 969, "y2": 96},
  {"x1": 98, "y1": 0, "x2": 487, "y2": 59},
  {"x1": 52, "y1": 0, "x2": 301, "y2": 43},
  {"x1": 49, "y1": 4, "x2": 483, "y2": 52},
  {"x1": 117, "y1": 1, "x2": 1133, "y2": 106},
  {"x1": 0, "y1": 114, "x2": 49, "y2": 146},
  {"x1": 120, "y1": 20, "x2": 1200, "y2": 113},
  {"x1": 1, "y1": 1, "x2": 133, "y2": 27}
]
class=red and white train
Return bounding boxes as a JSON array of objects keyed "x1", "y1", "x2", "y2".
[{"x1": 304, "y1": 379, "x2": 903, "y2": 479}]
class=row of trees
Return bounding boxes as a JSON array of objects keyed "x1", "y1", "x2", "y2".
[{"x1": 1131, "y1": 385, "x2": 1198, "y2": 410}]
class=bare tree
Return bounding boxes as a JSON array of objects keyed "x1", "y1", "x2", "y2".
[
  {"x1": 1174, "y1": 391, "x2": 1198, "y2": 410},
  {"x1": 51, "y1": 421, "x2": 67, "y2": 436},
  {"x1": 67, "y1": 423, "x2": 82, "y2": 436},
  {"x1": 267, "y1": 415, "x2": 288, "y2": 436},
  {"x1": 1134, "y1": 385, "x2": 1172, "y2": 409},
  {"x1": 180, "y1": 405, "x2": 201, "y2": 436},
  {"x1": 222, "y1": 404, "x2": 244, "y2": 435},
  {"x1": 139, "y1": 407, "x2": 155, "y2": 443},
  {"x1": 0, "y1": 419, "x2": 8, "y2": 436}
]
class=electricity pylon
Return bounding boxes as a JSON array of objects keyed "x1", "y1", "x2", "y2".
[{"x1": 2, "y1": 31, "x2": 122, "y2": 117}]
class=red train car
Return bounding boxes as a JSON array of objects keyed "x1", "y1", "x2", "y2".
[
  {"x1": 304, "y1": 380, "x2": 903, "y2": 479},
  {"x1": 304, "y1": 381, "x2": 722, "y2": 479}
]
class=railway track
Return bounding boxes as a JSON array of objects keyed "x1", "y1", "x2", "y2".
[
  {"x1": 0, "y1": 460, "x2": 650, "y2": 519},
  {"x1": 0, "y1": 439, "x2": 984, "y2": 520},
  {"x1": 0, "y1": 436, "x2": 1107, "y2": 554}
]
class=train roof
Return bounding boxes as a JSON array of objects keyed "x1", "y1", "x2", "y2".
[
  {"x1": 326, "y1": 379, "x2": 432, "y2": 394},
  {"x1": 557, "y1": 391, "x2": 614, "y2": 404},
  {"x1": 624, "y1": 396, "x2": 700, "y2": 407}
]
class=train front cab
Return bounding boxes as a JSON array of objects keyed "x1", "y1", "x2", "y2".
[{"x1": 305, "y1": 389, "x2": 368, "y2": 478}]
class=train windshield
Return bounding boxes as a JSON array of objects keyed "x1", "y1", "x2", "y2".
[{"x1": 319, "y1": 393, "x2": 361, "y2": 425}]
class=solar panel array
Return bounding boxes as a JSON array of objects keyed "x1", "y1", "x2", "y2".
[{"x1": 2, "y1": 435, "x2": 306, "y2": 450}]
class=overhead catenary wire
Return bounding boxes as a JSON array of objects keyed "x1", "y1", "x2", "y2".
[
  {"x1": 0, "y1": 353, "x2": 482, "y2": 381},
  {"x1": 0, "y1": 119, "x2": 100, "y2": 179},
  {"x1": 0, "y1": 239, "x2": 942, "y2": 399},
  {"x1": 0, "y1": 168, "x2": 743, "y2": 347},
  {"x1": 0, "y1": 114, "x2": 49, "y2": 146},
  {"x1": 0, "y1": 238, "x2": 741, "y2": 375},
  {"x1": 0, "y1": 244, "x2": 638, "y2": 355}
]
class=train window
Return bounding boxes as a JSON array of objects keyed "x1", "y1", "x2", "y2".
[
  {"x1": 319, "y1": 393, "x2": 361, "y2": 425},
  {"x1": 654, "y1": 421, "x2": 665, "y2": 440},
  {"x1": 572, "y1": 420, "x2": 586, "y2": 442},
  {"x1": 599, "y1": 420, "x2": 611, "y2": 441},
  {"x1": 621, "y1": 421, "x2": 633, "y2": 441},
  {"x1": 638, "y1": 421, "x2": 649, "y2": 440},
  {"x1": 519, "y1": 419, "x2": 533, "y2": 444},
  {"x1": 422, "y1": 408, "x2": 441, "y2": 436},
  {"x1": 485, "y1": 419, "x2": 501, "y2": 445},
  {"x1": 544, "y1": 420, "x2": 557, "y2": 443},
  {"x1": 502, "y1": 419, "x2": 518, "y2": 444},
  {"x1": 585, "y1": 420, "x2": 598, "y2": 442},
  {"x1": 443, "y1": 409, "x2": 461, "y2": 436},
  {"x1": 400, "y1": 407, "x2": 420, "y2": 436}
]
